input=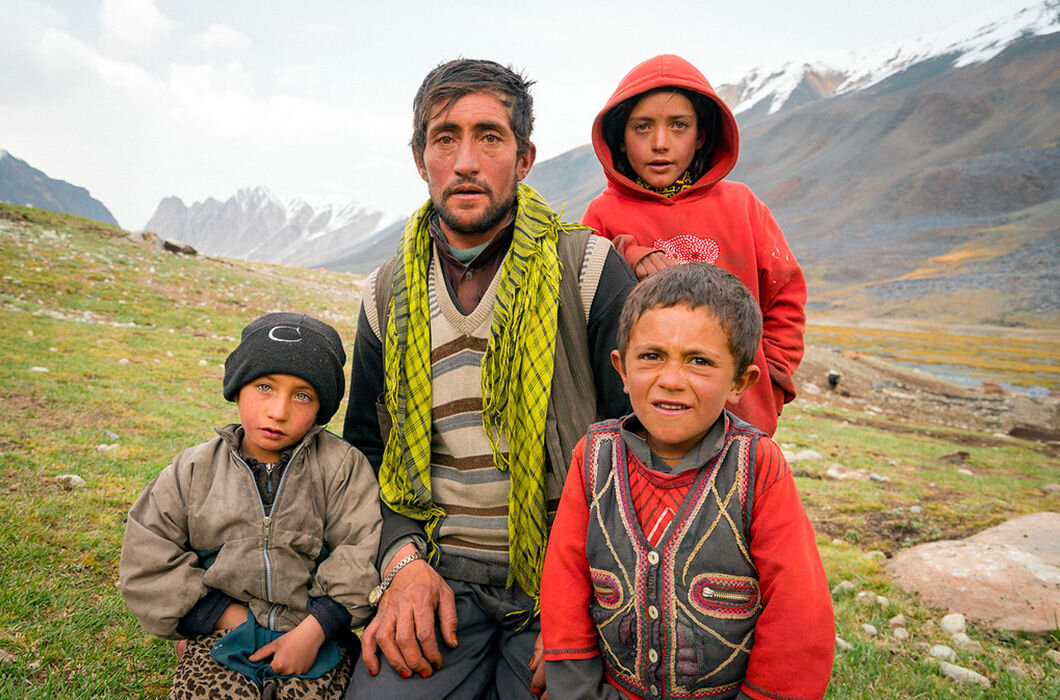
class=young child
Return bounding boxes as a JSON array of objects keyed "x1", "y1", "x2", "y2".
[
  {"x1": 540, "y1": 264, "x2": 833, "y2": 700},
  {"x1": 119, "y1": 312, "x2": 381, "y2": 698},
  {"x1": 584, "y1": 54, "x2": 806, "y2": 436}
]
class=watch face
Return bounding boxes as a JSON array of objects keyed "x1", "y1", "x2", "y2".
[{"x1": 369, "y1": 587, "x2": 382, "y2": 605}]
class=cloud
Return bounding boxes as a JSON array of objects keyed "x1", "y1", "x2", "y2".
[
  {"x1": 188, "y1": 24, "x2": 251, "y2": 53},
  {"x1": 98, "y1": 0, "x2": 174, "y2": 58},
  {"x1": 275, "y1": 64, "x2": 321, "y2": 90}
]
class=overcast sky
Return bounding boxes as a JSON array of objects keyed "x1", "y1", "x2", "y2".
[{"x1": 0, "y1": 0, "x2": 1028, "y2": 230}]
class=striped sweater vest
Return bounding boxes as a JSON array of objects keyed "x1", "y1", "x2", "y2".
[
  {"x1": 583, "y1": 416, "x2": 764, "y2": 699},
  {"x1": 365, "y1": 229, "x2": 612, "y2": 584}
]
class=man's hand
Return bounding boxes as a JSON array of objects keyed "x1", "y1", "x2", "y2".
[
  {"x1": 248, "y1": 615, "x2": 326, "y2": 676},
  {"x1": 633, "y1": 251, "x2": 677, "y2": 280},
  {"x1": 215, "y1": 602, "x2": 249, "y2": 631},
  {"x1": 529, "y1": 631, "x2": 548, "y2": 698},
  {"x1": 360, "y1": 544, "x2": 458, "y2": 679}
]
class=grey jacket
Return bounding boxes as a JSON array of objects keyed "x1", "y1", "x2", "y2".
[{"x1": 119, "y1": 424, "x2": 381, "y2": 639}]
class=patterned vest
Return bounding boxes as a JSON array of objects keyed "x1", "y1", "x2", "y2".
[{"x1": 583, "y1": 417, "x2": 764, "y2": 699}]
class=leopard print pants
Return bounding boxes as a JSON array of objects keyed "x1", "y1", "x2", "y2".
[{"x1": 168, "y1": 631, "x2": 352, "y2": 700}]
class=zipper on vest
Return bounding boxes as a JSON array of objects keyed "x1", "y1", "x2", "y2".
[{"x1": 702, "y1": 586, "x2": 754, "y2": 602}]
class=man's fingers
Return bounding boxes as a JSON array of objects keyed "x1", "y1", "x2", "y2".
[
  {"x1": 436, "y1": 584, "x2": 459, "y2": 649},
  {"x1": 360, "y1": 618, "x2": 382, "y2": 676},
  {"x1": 395, "y1": 602, "x2": 434, "y2": 676},
  {"x1": 375, "y1": 625, "x2": 413, "y2": 678},
  {"x1": 410, "y1": 605, "x2": 442, "y2": 671}
]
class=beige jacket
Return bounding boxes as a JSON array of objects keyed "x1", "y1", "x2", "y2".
[{"x1": 119, "y1": 424, "x2": 381, "y2": 639}]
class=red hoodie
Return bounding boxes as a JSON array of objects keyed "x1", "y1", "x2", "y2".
[{"x1": 584, "y1": 54, "x2": 806, "y2": 436}]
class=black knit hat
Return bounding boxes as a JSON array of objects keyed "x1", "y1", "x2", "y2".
[{"x1": 223, "y1": 313, "x2": 347, "y2": 425}]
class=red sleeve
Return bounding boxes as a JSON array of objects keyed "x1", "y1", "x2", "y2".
[
  {"x1": 751, "y1": 198, "x2": 806, "y2": 410},
  {"x1": 742, "y1": 437, "x2": 834, "y2": 700},
  {"x1": 541, "y1": 436, "x2": 600, "y2": 661}
]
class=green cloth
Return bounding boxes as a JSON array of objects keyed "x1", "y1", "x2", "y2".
[
  {"x1": 210, "y1": 611, "x2": 341, "y2": 688},
  {"x1": 378, "y1": 183, "x2": 569, "y2": 607}
]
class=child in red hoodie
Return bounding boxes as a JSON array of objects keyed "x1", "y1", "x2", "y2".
[{"x1": 584, "y1": 54, "x2": 806, "y2": 436}]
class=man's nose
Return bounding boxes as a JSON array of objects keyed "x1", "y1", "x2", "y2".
[{"x1": 453, "y1": 138, "x2": 480, "y2": 175}]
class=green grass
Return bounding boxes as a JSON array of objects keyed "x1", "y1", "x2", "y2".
[{"x1": 0, "y1": 202, "x2": 1057, "y2": 697}]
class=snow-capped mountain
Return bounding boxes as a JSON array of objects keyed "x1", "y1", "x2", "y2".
[
  {"x1": 720, "y1": 0, "x2": 1059, "y2": 119},
  {"x1": 523, "y1": 0, "x2": 1059, "y2": 325},
  {"x1": 143, "y1": 186, "x2": 400, "y2": 269}
]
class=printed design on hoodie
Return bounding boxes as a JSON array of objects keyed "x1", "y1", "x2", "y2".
[{"x1": 654, "y1": 234, "x2": 720, "y2": 264}]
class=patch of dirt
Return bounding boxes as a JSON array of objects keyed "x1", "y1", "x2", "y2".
[
  {"x1": 807, "y1": 488, "x2": 990, "y2": 555},
  {"x1": 2, "y1": 391, "x2": 116, "y2": 434},
  {"x1": 794, "y1": 345, "x2": 1060, "y2": 454}
]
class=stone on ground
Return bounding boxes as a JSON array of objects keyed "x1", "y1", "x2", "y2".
[{"x1": 885, "y1": 512, "x2": 1060, "y2": 631}]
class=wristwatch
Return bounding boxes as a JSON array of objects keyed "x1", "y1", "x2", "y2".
[{"x1": 368, "y1": 551, "x2": 421, "y2": 606}]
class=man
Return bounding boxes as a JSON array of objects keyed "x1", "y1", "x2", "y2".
[{"x1": 342, "y1": 59, "x2": 636, "y2": 698}]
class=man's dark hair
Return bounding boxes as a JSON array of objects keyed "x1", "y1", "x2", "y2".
[
  {"x1": 602, "y1": 87, "x2": 720, "y2": 184},
  {"x1": 616, "y1": 263, "x2": 762, "y2": 379},
  {"x1": 411, "y1": 58, "x2": 535, "y2": 159}
]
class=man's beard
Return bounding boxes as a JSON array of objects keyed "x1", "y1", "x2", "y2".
[{"x1": 437, "y1": 179, "x2": 515, "y2": 237}]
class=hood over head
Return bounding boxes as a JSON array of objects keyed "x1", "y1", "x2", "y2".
[{"x1": 592, "y1": 54, "x2": 739, "y2": 199}]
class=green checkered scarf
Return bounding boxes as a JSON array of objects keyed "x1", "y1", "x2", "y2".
[{"x1": 378, "y1": 183, "x2": 565, "y2": 606}]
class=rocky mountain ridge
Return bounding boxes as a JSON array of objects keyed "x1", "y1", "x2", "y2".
[
  {"x1": 717, "y1": 0, "x2": 1058, "y2": 122},
  {"x1": 0, "y1": 150, "x2": 118, "y2": 228},
  {"x1": 143, "y1": 186, "x2": 398, "y2": 269}
]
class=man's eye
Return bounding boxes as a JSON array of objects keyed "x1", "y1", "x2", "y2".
[
  {"x1": 483, "y1": 133, "x2": 499, "y2": 143},
  {"x1": 639, "y1": 352, "x2": 660, "y2": 361}
]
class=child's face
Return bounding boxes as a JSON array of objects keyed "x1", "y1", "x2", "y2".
[
  {"x1": 611, "y1": 304, "x2": 758, "y2": 462},
  {"x1": 236, "y1": 373, "x2": 319, "y2": 463},
  {"x1": 622, "y1": 90, "x2": 706, "y2": 189}
]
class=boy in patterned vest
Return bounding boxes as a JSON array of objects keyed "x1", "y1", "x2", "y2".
[{"x1": 540, "y1": 263, "x2": 833, "y2": 700}]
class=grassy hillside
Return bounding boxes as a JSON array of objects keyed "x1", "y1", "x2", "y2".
[{"x1": 0, "y1": 203, "x2": 1056, "y2": 698}]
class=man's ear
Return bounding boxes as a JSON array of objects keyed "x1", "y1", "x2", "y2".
[
  {"x1": 727, "y1": 364, "x2": 760, "y2": 405},
  {"x1": 516, "y1": 143, "x2": 537, "y2": 182},
  {"x1": 412, "y1": 146, "x2": 428, "y2": 182},
  {"x1": 610, "y1": 349, "x2": 629, "y2": 394}
]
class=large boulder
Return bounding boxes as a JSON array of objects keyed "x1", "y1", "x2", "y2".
[{"x1": 886, "y1": 512, "x2": 1060, "y2": 631}]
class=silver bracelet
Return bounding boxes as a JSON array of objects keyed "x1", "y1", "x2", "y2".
[{"x1": 368, "y1": 551, "x2": 421, "y2": 606}]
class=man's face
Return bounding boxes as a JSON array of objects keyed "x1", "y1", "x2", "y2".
[{"x1": 414, "y1": 92, "x2": 536, "y2": 249}]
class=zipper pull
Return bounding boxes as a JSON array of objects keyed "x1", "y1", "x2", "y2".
[{"x1": 263, "y1": 516, "x2": 272, "y2": 542}]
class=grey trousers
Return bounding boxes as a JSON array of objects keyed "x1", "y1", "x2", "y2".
[{"x1": 345, "y1": 579, "x2": 539, "y2": 700}]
